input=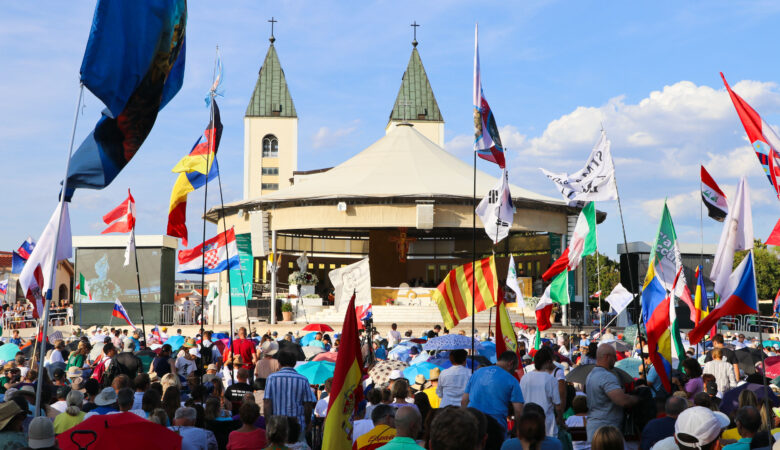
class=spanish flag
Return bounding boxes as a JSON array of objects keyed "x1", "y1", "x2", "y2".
[
  {"x1": 495, "y1": 289, "x2": 521, "y2": 378},
  {"x1": 166, "y1": 101, "x2": 222, "y2": 246},
  {"x1": 322, "y1": 293, "x2": 365, "y2": 450},
  {"x1": 433, "y1": 255, "x2": 499, "y2": 329}
]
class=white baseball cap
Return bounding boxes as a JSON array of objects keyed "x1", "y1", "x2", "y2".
[
  {"x1": 189, "y1": 347, "x2": 201, "y2": 358},
  {"x1": 389, "y1": 369, "x2": 403, "y2": 381},
  {"x1": 674, "y1": 406, "x2": 730, "y2": 448}
]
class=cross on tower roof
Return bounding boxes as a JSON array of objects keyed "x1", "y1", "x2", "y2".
[
  {"x1": 411, "y1": 21, "x2": 420, "y2": 47},
  {"x1": 268, "y1": 17, "x2": 277, "y2": 44}
]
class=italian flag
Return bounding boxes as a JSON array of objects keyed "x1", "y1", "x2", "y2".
[
  {"x1": 76, "y1": 273, "x2": 92, "y2": 300},
  {"x1": 541, "y1": 202, "x2": 597, "y2": 281}
]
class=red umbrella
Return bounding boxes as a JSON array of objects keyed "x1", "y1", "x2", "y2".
[
  {"x1": 312, "y1": 351, "x2": 338, "y2": 362},
  {"x1": 58, "y1": 412, "x2": 183, "y2": 450},
  {"x1": 761, "y1": 355, "x2": 780, "y2": 379},
  {"x1": 301, "y1": 323, "x2": 334, "y2": 332}
]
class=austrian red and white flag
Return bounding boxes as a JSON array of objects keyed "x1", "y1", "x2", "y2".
[
  {"x1": 701, "y1": 166, "x2": 728, "y2": 222},
  {"x1": 25, "y1": 264, "x2": 45, "y2": 319},
  {"x1": 722, "y1": 73, "x2": 780, "y2": 198},
  {"x1": 102, "y1": 189, "x2": 136, "y2": 267},
  {"x1": 535, "y1": 287, "x2": 554, "y2": 331}
]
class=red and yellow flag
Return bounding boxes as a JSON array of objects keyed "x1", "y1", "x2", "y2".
[
  {"x1": 322, "y1": 293, "x2": 365, "y2": 450},
  {"x1": 433, "y1": 255, "x2": 498, "y2": 329}
]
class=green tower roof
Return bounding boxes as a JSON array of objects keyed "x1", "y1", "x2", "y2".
[
  {"x1": 246, "y1": 44, "x2": 297, "y2": 118},
  {"x1": 388, "y1": 47, "x2": 443, "y2": 123}
]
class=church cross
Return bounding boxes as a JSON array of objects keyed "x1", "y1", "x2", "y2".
[
  {"x1": 411, "y1": 21, "x2": 420, "y2": 46},
  {"x1": 268, "y1": 17, "x2": 277, "y2": 43},
  {"x1": 399, "y1": 98, "x2": 412, "y2": 122}
]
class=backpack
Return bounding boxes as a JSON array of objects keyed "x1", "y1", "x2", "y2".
[{"x1": 201, "y1": 342, "x2": 214, "y2": 369}]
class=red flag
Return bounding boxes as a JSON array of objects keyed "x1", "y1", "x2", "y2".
[
  {"x1": 25, "y1": 264, "x2": 45, "y2": 319},
  {"x1": 542, "y1": 248, "x2": 569, "y2": 281},
  {"x1": 102, "y1": 189, "x2": 136, "y2": 234},
  {"x1": 767, "y1": 218, "x2": 780, "y2": 246}
]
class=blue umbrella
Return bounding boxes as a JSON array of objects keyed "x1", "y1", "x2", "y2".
[
  {"x1": 0, "y1": 344, "x2": 20, "y2": 363},
  {"x1": 388, "y1": 345, "x2": 412, "y2": 363},
  {"x1": 163, "y1": 335, "x2": 185, "y2": 352},
  {"x1": 213, "y1": 333, "x2": 228, "y2": 340},
  {"x1": 423, "y1": 335, "x2": 482, "y2": 352},
  {"x1": 478, "y1": 341, "x2": 497, "y2": 364},
  {"x1": 615, "y1": 357, "x2": 642, "y2": 378},
  {"x1": 410, "y1": 351, "x2": 431, "y2": 366},
  {"x1": 764, "y1": 341, "x2": 780, "y2": 348},
  {"x1": 300, "y1": 332, "x2": 318, "y2": 347},
  {"x1": 295, "y1": 361, "x2": 336, "y2": 385},
  {"x1": 403, "y1": 362, "x2": 440, "y2": 383}
]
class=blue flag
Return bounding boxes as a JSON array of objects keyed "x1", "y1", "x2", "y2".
[
  {"x1": 11, "y1": 252, "x2": 25, "y2": 275},
  {"x1": 65, "y1": 0, "x2": 187, "y2": 200}
]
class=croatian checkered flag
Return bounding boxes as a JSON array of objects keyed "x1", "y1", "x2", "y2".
[{"x1": 178, "y1": 227, "x2": 240, "y2": 274}]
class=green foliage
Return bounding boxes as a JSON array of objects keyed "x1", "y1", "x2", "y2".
[
  {"x1": 281, "y1": 302, "x2": 293, "y2": 312},
  {"x1": 734, "y1": 239, "x2": 780, "y2": 300},
  {"x1": 587, "y1": 252, "x2": 621, "y2": 309}
]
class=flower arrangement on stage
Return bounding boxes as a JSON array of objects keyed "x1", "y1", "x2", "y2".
[
  {"x1": 288, "y1": 271, "x2": 318, "y2": 286},
  {"x1": 281, "y1": 302, "x2": 293, "y2": 313},
  {"x1": 385, "y1": 298, "x2": 395, "y2": 305}
]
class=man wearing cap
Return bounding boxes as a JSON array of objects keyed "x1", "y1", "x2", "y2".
[
  {"x1": 83, "y1": 387, "x2": 119, "y2": 419},
  {"x1": 114, "y1": 337, "x2": 143, "y2": 379},
  {"x1": 651, "y1": 406, "x2": 730, "y2": 450},
  {"x1": 51, "y1": 385, "x2": 71, "y2": 414},
  {"x1": 586, "y1": 344, "x2": 639, "y2": 441},
  {"x1": 437, "y1": 349, "x2": 471, "y2": 408},
  {"x1": 28, "y1": 416, "x2": 56, "y2": 450}
]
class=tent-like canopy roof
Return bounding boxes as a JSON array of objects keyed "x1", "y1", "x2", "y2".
[{"x1": 222, "y1": 124, "x2": 564, "y2": 210}]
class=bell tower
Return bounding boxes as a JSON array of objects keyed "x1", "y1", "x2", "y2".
[{"x1": 244, "y1": 18, "x2": 298, "y2": 199}]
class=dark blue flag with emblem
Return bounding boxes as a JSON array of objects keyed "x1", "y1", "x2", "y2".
[{"x1": 64, "y1": 0, "x2": 187, "y2": 200}]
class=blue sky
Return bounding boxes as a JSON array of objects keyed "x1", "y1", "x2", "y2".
[{"x1": 3, "y1": 1, "x2": 780, "y2": 260}]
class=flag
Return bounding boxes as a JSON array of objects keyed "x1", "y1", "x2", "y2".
[
  {"x1": 112, "y1": 299, "x2": 136, "y2": 329},
  {"x1": 535, "y1": 287, "x2": 554, "y2": 332},
  {"x1": 701, "y1": 166, "x2": 728, "y2": 222},
  {"x1": 473, "y1": 24, "x2": 505, "y2": 168},
  {"x1": 177, "y1": 227, "x2": 240, "y2": 274},
  {"x1": 641, "y1": 263, "x2": 673, "y2": 393},
  {"x1": 76, "y1": 273, "x2": 93, "y2": 301},
  {"x1": 167, "y1": 102, "x2": 223, "y2": 246},
  {"x1": 689, "y1": 252, "x2": 757, "y2": 345},
  {"x1": 433, "y1": 255, "x2": 499, "y2": 329},
  {"x1": 590, "y1": 291, "x2": 602, "y2": 299},
  {"x1": 64, "y1": 1, "x2": 187, "y2": 200},
  {"x1": 721, "y1": 72, "x2": 780, "y2": 195},
  {"x1": 694, "y1": 266, "x2": 708, "y2": 325},
  {"x1": 355, "y1": 304, "x2": 373, "y2": 331},
  {"x1": 495, "y1": 290, "x2": 520, "y2": 364},
  {"x1": 605, "y1": 283, "x2": 633, "y2": 316},
  {"x1": 0, "y1": 280, "x2": 7, "y2": 296},
  {"x1": 541, "y1": 130, "x2": 618, "y2": 206},
  {"x1": 646, "y1": 202, "x2": 688, "y2": 365},
  {"x1": 102, "y1": 189, "x2": 136, "y2": 267},
  {"x1": 506, "y1": 255, "x2": 524, "y2": 303},
  {"x1": 767, "y1": 218, "x2": 780, "y2": 246},
  {"x1": 710, "y1": 177, "x2": 753, "y2": 298},
  {"x1": 549, "y1": 271, "x2": 570, "y2": 305},
  {"x1": 16, "y1": 238, "x2": 35, "y2": 260},
  {"x1": 19, "y1": 203, "x2": 72, "y2": 303},
  {"x1": 151, "y1": 326, "x2": 162, "y2": 342},
  {"x1": 542, "y1": 202, "x2": 597, "y2": 281},
  {"x1": 328, "y1": 258, "x2": 372, "y2": 312},
  {"x1": 11, "y1": 252, "x2": 25, "y2": 275},
  {"x1": 25, "y1": 265, "x2": 45, "y2": 319},
  {"x1": 774, "y1": 287, "x2": 780, "y2": 315},
  {"x1": 322, "y1": 293, "x2": 364, "y2": 449},
  {"x1": 475, "y1": 169, "x2": 514, "y2": 243},
  {"x1": 205, "y1": 50, "x2": 224, "y2": 106}
]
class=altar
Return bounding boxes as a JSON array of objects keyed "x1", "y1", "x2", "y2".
[{"x1": 371, "y1": 287, "x2": 436, "y2": 306}]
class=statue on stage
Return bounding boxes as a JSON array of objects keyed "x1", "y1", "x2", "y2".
[{"x1": 296, "y1": 252, "x2": 309, "y2": 273}]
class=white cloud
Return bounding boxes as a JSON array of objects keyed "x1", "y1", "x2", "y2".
[
  {"x1": 641, "y1": 190, "x2": 700, "y2": 220},
  {"x1": 311, "y1": 122, "x2": 358, "y2": 149}
]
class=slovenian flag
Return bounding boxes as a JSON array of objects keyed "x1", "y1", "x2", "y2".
[
  {"x1": 16, "y1": 238, "x2": 35, "y2": 260},
  {"x1": 178, "y1": 227, "x2": 240, "y2": 274},
  {"x1": 0, "y1": 280, "x2": 7, "y2": 296},
  {"x1": 112, "y1": 299, "x2": 136, "y2": 329},
  {"x1": 151, "y1": 325, "x2": 162, "y2": 341},
  {"x1": 689, "y1": 252, "x2": 757, "y2": 345},
  {"x1": 701, "y1": 166, "x2": 728, "y2": 222}
]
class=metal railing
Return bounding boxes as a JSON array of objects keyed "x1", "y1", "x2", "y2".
[{"x1": 161, "y1": 304, "x2": 175, "y2": 325}]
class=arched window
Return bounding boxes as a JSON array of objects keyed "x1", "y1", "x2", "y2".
[{"x1": 262, "y1": 134, "x2": 278, "y2": 157}]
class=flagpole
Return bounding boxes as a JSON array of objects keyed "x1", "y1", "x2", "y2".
[
  {"x1": 131, "y1": 229, "x2": 147, "y2": 347},
  {"x1": 471, "y1": 150, "x2": 477, "y2": 374},
  {"x1": 216, "y1": 167, "x2": 249, "y2": 331},
  {"x1": 35, "y1": 82, "x2": 84, "y2": 417},
  {"x1": 596, "y1": 249, "x2": 602, "y2": 331}
]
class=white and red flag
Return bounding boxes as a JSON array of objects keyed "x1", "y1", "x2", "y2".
[
  {"x1": 473, "y1": 23, "x2": 505, "y2": 168},
  {"x1": 25, "y1": 265, "x2": 45, "y2": 319},
  {"x1": 102, "y1": 189, "x2": 136, "y2": 266},
  {"x1": 701, "y1": 166, "x2": 728, "y2": 222}
]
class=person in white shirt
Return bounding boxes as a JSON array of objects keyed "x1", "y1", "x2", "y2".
[
  {"x1": 436, "y1": 349, "x2": 472, "y2": 408},
  {"x1": 733, "y1": 334, "x2": 747, "y2": 350},
  {"x1": 520, "y1": 346, "x2": 561, "y2": 436},
  {"x1": 51, "y1": 386, "x2": 70, "y2": 414},
  {"x1": 168, "y1": 406, "x2": 218, "y2": 450},
  {"x1": 176, "y1": 348, "x2": 199, "y2": 379},
  {"x1": 387, "y1": 323, "x2": 401, "y2": 349},
  {"x1": 314, "y1": 378, "x2": 333, "y2": 418}
]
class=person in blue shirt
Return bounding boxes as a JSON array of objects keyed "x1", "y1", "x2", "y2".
[
  {"x1": 463, "y1": 351, "x2": 524, "y2": 437},
  {"x1": 640, "y1": 396, "x2": 687, "y2": 450},
  {"x1": 9, "y1": 330, "x2": 21, "y2": 347},
  {"x1": 373, "y1": 341, "x2": 387, "y2": 360},
  {"x1": 722, "y1": 406, "x2": 761, "y2": 450}
]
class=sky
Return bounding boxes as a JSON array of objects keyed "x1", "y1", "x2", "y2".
[{"x1": 3, "y1": 1, "x2": 780, "y2": 261}]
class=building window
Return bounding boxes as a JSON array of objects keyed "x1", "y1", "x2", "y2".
[
  {"x1": 262, "y1": 167, "x2": 279, "y2": 175},
  {"x1": 262, "y1": 134, "x2": 278, "y2": 157},
  {"x1": 261, "y1": 183, "x2": 279, "y2": 190}
]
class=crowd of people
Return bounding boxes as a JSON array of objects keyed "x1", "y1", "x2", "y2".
[{"x1": 0, "y1": 321, "x2": 776, "y2": 450}]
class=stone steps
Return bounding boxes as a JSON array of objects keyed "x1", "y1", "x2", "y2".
[{"x1": 303, "y1": 304, "x2": 534, "y2": 327}]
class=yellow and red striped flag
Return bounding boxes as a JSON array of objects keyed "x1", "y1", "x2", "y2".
[
  {"x1": 322, "y1": 293, "x2": 364, "y2": 450},
  {"x1": 495, "y1": 289, "x2": 519, "y2": 358},
  {"x1": 433, "y1": 255, "x2": 498, "y2": 329}
]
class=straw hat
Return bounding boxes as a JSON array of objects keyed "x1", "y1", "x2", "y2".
[
  {"x1": 67, "y1": 366, "x2": 83, "y2": 379},
  {"x1": 429, "y1": 367, "x2": 440, "y2": 381},
  {"x1": 0, "y1": 402, "x2": 24, "y2": 431},
  {"x1": 182, "y1": 338, "x2": 196, "y2": 348}
]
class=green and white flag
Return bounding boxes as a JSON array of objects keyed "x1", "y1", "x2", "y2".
[
  {"x1": 647, "y1": 202, "x2": 686, "y2": 368},
  {"x1": 76, "y1": 273, "x2": 91, "y2": 300},
  {"x1": 549, "y1": 271, "x2": 569, "y2": 305},
  {"x1": 506, "y1": 255, "x2": 523, "y2": 302},
  {"x1": 567, "y1": 201, "x2": 597, "y2": 270}
]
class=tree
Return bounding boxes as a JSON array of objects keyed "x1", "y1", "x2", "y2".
[
  {"x1": 586, "y1": 252, "x2": 621, "y2": 310},
  {"x1": 734, "y1": 239, "x2": 780, "y2": 300}
]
